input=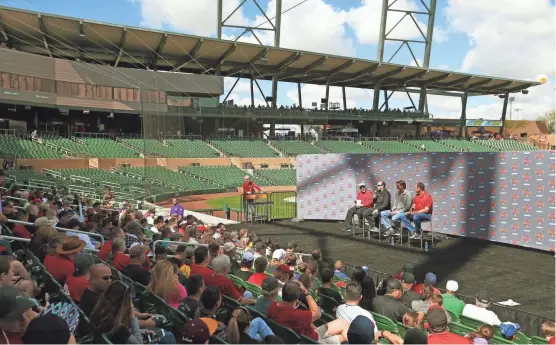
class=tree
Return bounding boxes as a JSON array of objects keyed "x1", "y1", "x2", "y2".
[{"x1": 537, "y1": 110, "x2": 556, "y2": 133}]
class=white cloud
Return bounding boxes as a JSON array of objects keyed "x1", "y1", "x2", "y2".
[{"x1": 286, "y1": 84, "x2": 373, "y2": 109}]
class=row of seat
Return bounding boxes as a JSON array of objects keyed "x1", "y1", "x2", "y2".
[
  {"x1": 254, "y1": 169, "x2": 296, "y2": 186},
  {"x1": 210, "y1": 139, "x2": 280, "y2": 157},
  {"x1": 179, "y1": 166, "x2": 256, "y2": 188}
]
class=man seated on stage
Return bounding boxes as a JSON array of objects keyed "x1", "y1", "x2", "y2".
[
  {"x1": 381, "y1": 180, "x2": 413, "y2": 237},
  {"x1": 396, "y1": 182, "x2": 433, "y2": 240},
  {"x1": 242, "y1": 175, "x2": 262, "y2": 221},
  {"x1": 364, "y1": 181, "x2": 391, "y2": 233},
  {"x1": 342, "y1": 183, "x2": 374, "y2": 232}
]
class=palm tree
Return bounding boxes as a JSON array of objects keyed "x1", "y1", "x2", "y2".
[{"x1": 537, "y1": 110, "x2": 555, "y2": 133}]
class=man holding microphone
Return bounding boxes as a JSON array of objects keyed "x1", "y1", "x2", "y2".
[{"x1": 342, "y1": 183, "x2": 374, "y2": 232}]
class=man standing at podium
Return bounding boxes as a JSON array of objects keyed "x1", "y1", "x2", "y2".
[
  {"x1": 342, "y1": 183, "x2": 374, "y2": 232},
  {"x1": 242, "y1": 175, "x2": 262, "y2": 221}
]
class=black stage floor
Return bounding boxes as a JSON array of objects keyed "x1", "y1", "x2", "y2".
[{"x1": 228, "y1": 220, "x2": 555, "y2": 318}]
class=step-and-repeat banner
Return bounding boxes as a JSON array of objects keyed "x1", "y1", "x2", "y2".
[{"x1": 296, "y1": 151, "x2": 555, "y2": 252}]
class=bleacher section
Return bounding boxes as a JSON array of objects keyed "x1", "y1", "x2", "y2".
[
  {"x1": 43, "y1": 137, "x2": 89, "y2": 156},
  {"x1": 210, "y1": 139, "x2": 279, "y2": 157},
  {"x1": 179, "y1": 166, "x2": 253, "y2": 188},
  {"x1": 478, "y1": 139, "x2": 539, "y2": 151},
  {"x1": 120, "y1": 138, "x2": 167, "y2": 156},
  {"x1": 315, "y1": 141, "x2": 374, "y2": 153},
  {"x1": 254, "y1": 169, "x2": 296, "y2": 186},
  {"x1": 82, "y1": 138, "x2": 140, "y2": 158},
  {"x1": 166, "y1": 140, "x2": 220, "y2": 158},
  {"x1": 270, "y1": 140, "x2": 324, "y2": 155},
  {"x1": 439, "y1": 139, "x2": 498, "y2": 152},
  {"x1": 362, "y1": 140, "x2": 421, "y2": 153},
  {"x1": 0, "y1": 135, "x2": 64, "y2": 158},
  {"x1": 122, "y1": 167, "x2": 217, "y2": 191},
  {"x1": 404, "y1": 140, "x2": 455, "y2": 152}
]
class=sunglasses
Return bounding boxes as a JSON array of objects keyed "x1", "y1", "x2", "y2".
[{"x1": 100, "y1": 275, "x2": 113, "y2": 281}]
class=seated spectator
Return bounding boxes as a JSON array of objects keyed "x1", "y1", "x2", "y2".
[
  {"x1": 442, "y1": 280, "x2": 465, "y2": 318},
  {"x1": 12, "y1": 212, "x2": 32, "y2": 239},
  {"x1": 67, "y1": 219, "x2": 99, "y2": 250},
  {"x1": 0, "y1": 256, "x2": 37, "y2": 297},
  {"x1": 123, "y1": 222, "x2": 143, "y2": 252},
  {"x1": 336, "y1": 282, "x2": 379, "y2": 334},
  {"x1": 0, "y1": 286, "x2": 40, "y2": 344},
  {"x1": 107, "y1": 238, "x2": 131, "y2": 271},
  {"x1": 227, "y1": 307, "x2": 275, "y2": 344},
  {"x1": 286, "y1": 241, "x2": 297, "y2": 253},
  {"x1": 155, "y1": 246, "x2": 168, "y2": 262},
  {"x1": 254, "y1": 276, "x2": 280, "y2": 315},
  {"x1": 253, "y1": 242, "x2": 266, "y2": 260},
  {"x1": 179, "y1": 274, "x2": 205, "y2": 319},
  {"x1": 199, "y1": 286, "x2": 228, "y2": 341},
  {"x1": 21, "y1": 313, "x2": 76, "y2": 344},
  {"x1": 208, "y1": 243, "x2": 220, "y2": 265},
  {"x1": 190, "y1": 246, "x2": 214, "y2": 282},
  {"x1": 499, "y1": 322, "x2": 521, "y2": 341},
  {"x1": 79, "y1": 264, "x2": 112, "y2": 317},
  {"x1": 90, "y1": 280, "x2": 142, "y2": 344},
  {"x1": 179, "y1": 318, "x2": 217, "y2": 345},
  {"x1": 403, "y1": 311, "x2": 420, "y2": 328},
  {"x1": 65, "y1": 253, "x2": 94, "y2": 303},
  {"x1": 465, "y1": 324, "x2": 494, "y2": 344},
  {"x1": 168, "y1": 244, "x2": 187, "y2": 268},
  {"x1": 401, "y1": 272, "x2": 421, "y2": 309},
  {"x1": 412, "y1": 272, "x2": 441, "y2": 295},
  {"x1": 147, "y1": 260, "x2": 187, "y2": 308},
  {"x1": 311, "y1": 249, "x2": 328, "y2": 279},
  {"x1": 268, "y1": 280, "x2": 350, "y2": 343},
  {"x1": 206, "y1": 255, "x2": 255, "y2": 304},
  {"x1": 247, "y1": 257, "x2": 269, "y2": 287},
  {"x1": 462, "y1": 291, "x2": 501, "y2": 326},
  {"x1": 122, "y1": 245, "x2": 151, "y2": 286},
  {"x1": 403, "y1": 328, "x2": 429, "y2": 344},
  {"x1": 333, "y1": 260, "x2": 349, "y2": 280},
  {"x1": 412, "y1": 283, "x2": 436, "y2": 314},
  {"x1": 351, "y1": 266, "x2": 375, "y2": 311},
  {"x1": 222, "y1": 242, "x2": 240, "y2": 273},
  {"x1": 273, "y1": 264, "x2": 293, "y2": 289},
  {"x1": 44, "y1": 236, "x2": 85, "y2": 284},
  {"x1": 234, "y1": 251, "x2": 254, "y2": 282},
  {"x1": 371, "y1": 279, "x2": 410, "y2": 322},
  {"x1": 542, "y1": 321, "x2": 555, "y2": 344},
  {"x1": 427, "y1": 307, "x2": 472, "y2": 344},
  {"x1": 317, "y1": 268, "x2": 343, "y2": 314},
  {"x1": 98, "y1": 226, "x2": 124, "y2": 261},
  {"x1": 29, "y1": 221, "x2": 57, "y2": 262}
]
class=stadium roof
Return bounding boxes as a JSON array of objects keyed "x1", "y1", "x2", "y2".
[{"x1": 0, "y1": 6, "x2": 540, "y2": 96}]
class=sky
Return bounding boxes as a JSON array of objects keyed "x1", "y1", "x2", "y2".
[{"x1": 2, "y1": 0, "x2": 555, "y2": 121}]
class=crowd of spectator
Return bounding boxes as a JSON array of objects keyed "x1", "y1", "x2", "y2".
[{"x1": 0, "y1": 168, "x2": 554, "y2": 344}]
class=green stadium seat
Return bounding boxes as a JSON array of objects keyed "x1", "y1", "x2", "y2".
[
  {"x1": 271, "y1": 140, "x2": 324, "y2": 155},
  {"x1": 0, "y1": 134, "x2": 64, "y2": 158},
  {"x1": 180, "y1": 166, "x2": 258, "y2": 188},
  {"x1": 210, "y1": 139, "x2": 279, "y2": 157},
  {"x1": 530, "y1": 336, "x2": 549, "y2": 344},
  {"x1": 315, "y1": 141, "x2": 374, "y2": 153},
  {"x1": 254, "y1": 169, "x2": 296, "y2": 186},
  {"x1": 404, "y1": 140, "x2": 456, "y2": 152},
  {"x1": 362, "y1": 140, "x2": 422, "y2": 153},
  {"x1": 439, "y1": 139, "x2": 498, "y2": 152},
  {"x1": 370, "y1": 312, "x2": 400, "y2": 333},
  {"x1": 478, "y1": 139, "x2": 539, "y2": 152},
  {"x1": 166, "y1": 139, "x2": 220, "y2": 158}
]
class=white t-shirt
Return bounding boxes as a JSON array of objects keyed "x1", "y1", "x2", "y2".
[
  {"x1": 462, "y1": 304, "x2": 501, "y2": 326},
  {"x1": 336, "y1": 303, "x2": 379, "y2": 335}
]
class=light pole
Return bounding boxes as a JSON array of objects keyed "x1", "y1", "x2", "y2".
[
  {"x1": 509, "y1": 97, "x2": 515, "y2": 120},
  {"x1": 515, "y1": 108, "x2": 521, "y2": 120}
]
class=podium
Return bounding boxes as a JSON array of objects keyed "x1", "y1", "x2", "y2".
[{"x1": 242, "y1": 193, "x2": 272, "y2": 223}]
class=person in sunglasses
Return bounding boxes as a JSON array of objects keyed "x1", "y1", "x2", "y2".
[{"x1": 79, "y1": 264, "x2": 113, "y2": 317}]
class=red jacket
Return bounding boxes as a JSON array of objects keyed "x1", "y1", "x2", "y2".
[
  {"x1": 356, "y1": 190, "x2": 374, "y2": 208},
  {"x1": 242, "y1": 181, "x2": 261, "y2": 194}
]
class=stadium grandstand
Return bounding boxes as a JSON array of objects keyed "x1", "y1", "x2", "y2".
[{"x1": 0, "y1": 2, "x2": 553, "y2": 345}]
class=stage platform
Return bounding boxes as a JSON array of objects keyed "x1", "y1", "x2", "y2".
[{"x1": 228, "y1": 220, "x2": 554, "y2": 318}]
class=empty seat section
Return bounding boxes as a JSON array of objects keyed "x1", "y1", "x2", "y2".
[
  {"x1": 362, "y1": 141, "x2": 421, "y2": 153},
  {"x1": 478, "y1": 139, "x2": 539, "y2": 151},
  {"x1": 210, "y1": 139, "x2": 279, "y2": 157},
  {"x1": 82, "y1": 139, "x2": 140, "y2": 158},
  {"x1": 123, "y1": 167, "x2": 215, "y2": 191},
  {"x1": 255, "y1": 169, "x2": 296, "y2": 186},
  {"x1": 440, "y1": 139, "x2": 498, "y2": 152},
  {"x1": 271, "y1": 140, "x2": 324, "y2": 155},
  {"x1": 43, "y1": 137, "x2": 89, "y2": 155},
  {"x1": 0, "y1": 135, "x2": 63, "y2": 158},
  {"x1": 180, "y1": 166, "x2": 255, "y2": 188},
  {"x1": 315, "y1": 141, "x2": 373, "y2": 153},
  {"x1": 165, "y1": 140, "x2": 220, "y2": 158},
  {"x1": 120, "y1": 139, "x2": 168, "y2": 156},
  {"x1": 404, "y1": 140, "x2": 456, "y2": 152}
]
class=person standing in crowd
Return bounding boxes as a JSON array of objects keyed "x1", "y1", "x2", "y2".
[
  {"x1": 169, "y1": 198, "x2": 184, "y2": 221},
  {"x1": 242, "y1": 175, "x2": 262, "y2": 221},
  {"x1": 316, "y1": 268, "x2": 343, "y2": 314},
  {"x1": 44, "y1": 236, "x2": 85, "y2": 284},
  {"x1": 400, "y1": 272, "x2": 421, "y2": 309},
  {"x1": 343, "y1": 183, "x2": 374, "y2": 232},
  {"x1": 365, "y1": 181, "x2": 391, "y2": 233},
  {"x1": 350, "y1": 266, "x2": 375, "y2": 311},
  {"x1": 396, "y1": 182, "x2": 433, "y2": 240},
  {"x1": 382, "y1": 180, "x2": 413, "y2": 237}
]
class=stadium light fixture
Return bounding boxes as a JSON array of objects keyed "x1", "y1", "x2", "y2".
[
  {"x1": 521, "y1": 89, "x2": 529, "y2": 95},
  {"x1": 78, "y1": 21, "x2": 86, "y2": 37}
]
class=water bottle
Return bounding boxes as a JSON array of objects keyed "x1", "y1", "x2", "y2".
[
  {"x1": 425, "y1": 242, "x2": 429, "y2": 252},
  {"x1": 390, "y1": 236, "x2": 394, "y2": 246}
]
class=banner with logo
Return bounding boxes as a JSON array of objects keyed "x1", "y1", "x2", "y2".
[
  {"x1": 465, "y1": 119, "x2": 503, "y2": 127},
  {"x1": 296, "y1": 151, "x2": 555, "y2": 252}
]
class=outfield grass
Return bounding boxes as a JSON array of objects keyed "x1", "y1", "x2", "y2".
[{"x1": 204, "y1": 192, "x2": 296, "y2": 220}]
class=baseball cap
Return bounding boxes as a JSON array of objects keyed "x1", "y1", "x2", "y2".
[
  {"x1": 222, "y1": 242, "x2": 236, "y2": 252},
  {"x1": 358, "y1": 183, "x2": 366, "y2": 188},
  {"x1": 402, "y1": 262, "x2": 414, "y2": 273},
  {"x1": 362, "y1": 265, "x2": 369, "y2": 272},
  {"x1": 180, "y1": 318, "x2": 217, "y2": 344},
  {"x1": 0, "y1": 286, "x2": 39, "y2": 322},
  {"x1": 74, "y1": 253, "x2": 94, "y2": 276},
  {"x1": 261, "y1": 276, "x2": 280, "y2": 295},
  {"x1": 386, "y1": 279, "x2": 403, "y2": 291},
  {"x1": 272, "y1": 249, "x2": 286, "y2": 260},
  {"x1": 476, "y1": 291, "x2": 491, "y2": 305},
  {"x1": 499, "y1": 322, "x2": 521, "y2": 338},
  {"x1": 401, "y1": 272, "x2": 415, "y2": 284},
  {"x1": 403, "y1": 328, "x2": 428, "y2": 344},
  {"x1": 424, "y1": 272, "x2": 437, "y2": 285},
  {"x1": 446, "y1": 280, "x2": 459, "y2": 292},
  {"x1": 21, "y1": 314, "x2": 70, "y2": 344},
  {"x1": 242, "y1": 251, "x2": 255, "y2": 262},
  {"x1": 347, "y1": 315, "x2": 375, "y2": 344},
  {"x1": 427, "y1": 307, "x2": 448, "y2": 329},
  {"x1": 276, "y1": 264, "x2": 293, "y2": 277}
]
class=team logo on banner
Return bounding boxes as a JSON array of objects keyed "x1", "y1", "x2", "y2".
[
  {"x1": 500, "y1": 167, "x2": 507, "y2": 176},
  {"x1": 512, "y1": 162, "x2": 519, "y2": 171},
  {"x1": 523, "y1": 157, "x2": 531, "y2": 166},
  {"x1": 523, "y1": 234, "x2": 531, "y2": 243},
  {"x1": 523, "y1": 188, "x2": 531, "y2": 197},
  {"x1": 536, "y1": 199, "x2": 544, "y2": 209},
  {"x1": 512, "y1": 208, "x2": 519, "y2": 216},
  {"x1": 537, "y1": 185, "x2": 544, "y2": 193},
  {"x1": 511, "y1": 177, "x2": 519, "y2": 186},
  {"x1": 523, "y1": 219, "x2": 531, "y2": 228},
  {"x1": 512, "y1": 222, "x2": 519, "y2": 232},
  {"x1": 536, "y1": 215, "x2": 544, "y2": 225},
  {"x1": 523, "y1": 172, "x2": 532, "y2": 182},
  {"x1": 523, "y1": 203, "x2": 531, "y2": 213},
  {"x1": 501, "y1": 182, "x2": 508, "y2": 190},
  {"x1": 512, "y1": 192, "x2": 519, "y2": 201},
  {"x1": 536, "y1": 152, "x2": 545, "y2": 160},
  {"x1": 501, "y1": 227, "x2": 508, "y2": 234},
  {"x1": 536, "y1": 168, "x2": 544, "y2": 177}
]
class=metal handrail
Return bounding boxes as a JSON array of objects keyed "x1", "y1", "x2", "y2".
[
  {"x1": 3, "y1": 196, "x2": 117, "y2": 212},
  {"x1": 152, "y1": 240, "x2": 208, "y2": 250},
  {"x1": 0, "y1": 235, "x2": 99, "y2": 252},
  {"x1": 6, "y1": 219, "x2": 104, "y2": 245}
]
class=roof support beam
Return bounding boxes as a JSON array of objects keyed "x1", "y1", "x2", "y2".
[
  {"x1": 151, "y1": 33, "x2": 168, "y2": 69},
  {"x1": 382, "y1": 69, "x2": 428, "y2": 87},
  {"x1": 466, "y1": 78, "x2": 493, "y2": 90},
  {"x1": 480, "y1": 80, "x2": 513, "y2": 92},
  {"x1": 114, "y1": 28, "x2": 127, "y2": 67},
  {"x1": 37, "y1": 14, "x2": 52, "y2": 58},
  {"x1": 212, "y1": 43, "x2": 237, "y2": 68},
  {"x1": 275, "y1": 52, "x2": 302, "y2": 72},
  {"x1": 418, "y1": 73, "x2": 451, "y2": 85},
  {"x1": 0, "y1": 22, "x2": 12, "y2": 49},
  {"x1": 280, "y1": 56, "x2": 328, "y2": 79},
  {"x1": 436, "y1": 76, "x2": 472, "y2": 87},
  {"x1": 171, "y1": 39, "x2": 204, "y2": 72},
  {"x1": 226, "y1": 48, "x2": 269, "y2": 76},
  {"x1": 333, "y1": 64, "x2": 380, "y2": 84},
  {"x1": 507, "y1": 83, "x2": 534, "y2": 93},
  {"x1": 372, "y1": 66, "x2": 405, "y2": 83},
  {"x1": 300, "y1": 59, "x2": 355, "y2": 83}
]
